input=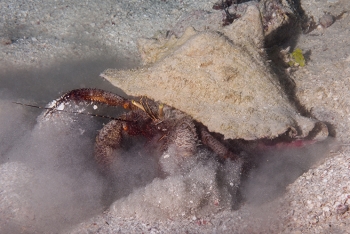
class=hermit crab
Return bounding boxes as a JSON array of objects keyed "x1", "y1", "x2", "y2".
[{"x1": 44, "y1": 88, "x2": 240, "y2": 173}]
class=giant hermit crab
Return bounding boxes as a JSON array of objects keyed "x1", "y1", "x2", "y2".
[
  {"x1": 43, "y1": 87, "x2": 327, "y2": 178},
  {"x1": 38, "y1": 5, "x2": 331, "y2": 179},
  {"x1": 44, "y1": 88, "x2": 241, "y2": 173}
]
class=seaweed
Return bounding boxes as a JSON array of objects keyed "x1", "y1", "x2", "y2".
[{"x1": 289, "y1": 48, "x2": 305, "y2": 67}]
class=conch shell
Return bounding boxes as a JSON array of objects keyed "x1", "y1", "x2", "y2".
[{"x1": 101, "y1": 6, "x2": 328, "y2": 140}]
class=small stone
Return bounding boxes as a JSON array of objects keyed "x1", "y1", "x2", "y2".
[
  {"x1": 319, "y1": 14, "x2": 335, "y2": 28},
  {"x1": 310, "y1": 215, "x2": 319, "y2": 224},
  {"x1": 0, "y1": 37, "x2": 12, "y2": 45},
  {"x1": 336, "y1": 204, "x2": 349, "y2": 215}
]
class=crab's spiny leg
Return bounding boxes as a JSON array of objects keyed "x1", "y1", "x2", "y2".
[
  {"x1": 200, "y1": 128, "x2": 239, "y2": 161},
  {"x1": 95, "y1": 119, "x2": 123, "y2": 170},
  {"x1": 94, "y1": 110, "x2": 151, "y2": 170},
  {"x1": 169, "y1": 117, "x2": 198, "y2": 157},
  {"x1": 45, "y1": 88, "x2": 132, "y2": 116}
]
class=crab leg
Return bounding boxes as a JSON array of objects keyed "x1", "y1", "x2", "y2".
[
  {"x1": 169, "y1": 117, "x2": 198, "y2": 157},
  {"x1": 94, "y1": 110, "x2": 151, "y2": 170},
  {"x1": 95, "y1": 119, "x2": 124, "y2": 170},
  {"x1": 200, "y1": 128, "x2": 239, "y2": 161},
  {"x1": 45, "y1": 88, "x2": 133, "y2": 115}
]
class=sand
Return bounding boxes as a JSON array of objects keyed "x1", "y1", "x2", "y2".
[{"x1": 0, "y1": 0, "x2": 349, "y2": 233}]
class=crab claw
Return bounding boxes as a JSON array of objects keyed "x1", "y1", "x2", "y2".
[{"x1": 44, "y1": 88, "x2": 132, "y2": 116}]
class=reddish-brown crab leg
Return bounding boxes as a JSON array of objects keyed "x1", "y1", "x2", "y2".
[
  {"x1": 94, "y1": 110, "x2": 152, "y2": 171},
  {"x1": 45, "y1": 88, "x2": 133, "y2": 116},
  {"x1": 200, "y1": 127, "x2": 239, "y2": 161},
  {"x1": 94, "y1": 119, "x2": 124, "y2": 170}
]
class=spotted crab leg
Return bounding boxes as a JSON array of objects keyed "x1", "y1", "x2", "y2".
[
  {"x1": 44, "y1": 88, "x2": 133, "y2": 116},
  {"x1": 95, "y1": 119, "x2": 123, "y2": 168},
  {"x1": 94, "y1": 109, "x2": 153, "y2": 171},
  {"x1": 200, "y1": 127, "x2": 239, "y2": 161},
  {"x1": 168, "y1": 117, "x2": 198, "y2": 157}
]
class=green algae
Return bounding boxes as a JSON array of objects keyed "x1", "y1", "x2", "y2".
[{"x1": 289, "y1": 48, "x2": 305, "y2": 67}]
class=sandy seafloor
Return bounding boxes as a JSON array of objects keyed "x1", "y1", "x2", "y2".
[{"x1": 0, "y1": 0, "x2": 350, "y2": 233}]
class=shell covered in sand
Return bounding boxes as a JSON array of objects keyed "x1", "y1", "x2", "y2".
[{"x1": 101, "y1": 6, "x2": 327, "y2": 140}]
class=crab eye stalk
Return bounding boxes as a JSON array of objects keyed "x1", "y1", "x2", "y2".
[
  {"x1": 131, "y1": 100, "x2": 146, "y2": 112},
  {"x1": 158, "y1": 103, "x2": 164, "y2": 119}
]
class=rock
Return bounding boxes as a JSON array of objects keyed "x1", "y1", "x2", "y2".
[
  {"x1": 101, "y1": 5, "x2": 327, "y2": 141},
  {"x1": 319, "y1": 13, "x2": 335, "y2": 28},
  {"x1": 258, "y1": 0, "x2": 300, "y2": 46}
]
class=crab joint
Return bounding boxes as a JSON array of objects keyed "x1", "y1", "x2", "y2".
[
  {"x1": 122, "y1": 124, "x2": 128, "y2": 131},
  {"x1": 123, "y1": 101, "x2": 132, "y2": 110},
  {"x1": 158, "y1": 104, "x2": 164, "y2": 119}
]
